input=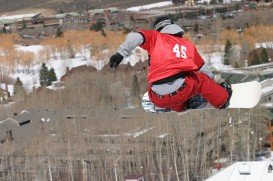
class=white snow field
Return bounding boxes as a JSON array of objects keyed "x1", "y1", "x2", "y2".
[
  {"x1": 126, "y1": 1, "x2": 173, "y2": 12},
  {"x1": 206, "y1": 160, "x2": 273, "y2": 181}
]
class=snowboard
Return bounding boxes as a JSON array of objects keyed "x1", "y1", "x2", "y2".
[{"x1": 142, "y1": 81, "x2": 262, "y2": 114}]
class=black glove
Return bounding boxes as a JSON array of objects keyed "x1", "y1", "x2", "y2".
[{"x1": 109, "y1": 53, "x2": 123, "y2": 68}]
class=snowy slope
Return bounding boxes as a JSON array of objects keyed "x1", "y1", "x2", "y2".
[
  {"x1": 6, "y1": 45, "x2": 147, "y2": 92},
  {"x1": 126, "y1": 1, "x2": 173, "y2": 12},
  {"x1": 0, "y1": 14, "x2": 37, "y2": 21},
  {"x1": 206, "y1": 161, "x2": 273, "y2": 181},
  {"x1": 3, "y1": 40, "x2": 273, "y2": 96}
]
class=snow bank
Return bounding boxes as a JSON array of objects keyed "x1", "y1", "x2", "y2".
[
  {"x1": 0, "y1": 14, "x2": 37, "y2": 20},
  {"x1": 15, "y1": 45, "x2": 43, "y2": 54},
  {"x1": 207, "y1": 161, "x2": 273, "y2": 181},
  {"x1": 126, "y1": 1, "x2": 173, "y2": 12}
]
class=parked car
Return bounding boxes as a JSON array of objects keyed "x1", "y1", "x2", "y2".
[{"x1": 197, "y1": 15, "x2": 207, "y2": 20}]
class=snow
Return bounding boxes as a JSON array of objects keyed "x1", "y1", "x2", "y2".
[
  {"x1": 158, "y1": 133, "x2": 168, "y2": 138},
  {"x1": 41, "y1": 118, "x2": 50, "y2": 122},
  {"x1": 0, "y1": 83, "x2": 6, "y2": 90},
  {"x1": 262, "y1": 86, "x2": 273, "y2": 94},
  {"x1": 15, "y1": 45, "x2": 43, "y2": 54},
  {"x1": 0, "y1": 14, "x2": 37, "y2": 21},
  {"x1": 9, "y1": 72, "x2": 39, "y2": 92},
  {"x1": 0, "y1": 83, "x2": 14, "y2": 95},
  {"x1": 126, "y1": 1, "x2": 173, "y2": 12},
  {"x1": 99, "y1": 127, "x2": 155, "y2": 138},
  {"x1": 1, "y1": 39, "x2": 273, "y2": 107},
  {"x1": 255, "y1": 42, "x2": 273, "y2": 49},
  {"x1": 3, "y1": 44, "x2": 147, "y2": 92},
  {"x1": 214, "y1": 158, "x2": 228, "y2": 164},
  {"x1": 206, "y1": 161, "x2": 273, "y2": 181}
]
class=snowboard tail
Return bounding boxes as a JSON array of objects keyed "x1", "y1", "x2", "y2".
[{"x1": 142, "y1": 81, "x2": 262, "y2": 114}]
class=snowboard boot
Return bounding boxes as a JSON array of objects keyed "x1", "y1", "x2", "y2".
[{"x1": 219, "y1": 81, "x2": 233, "y2": 109}]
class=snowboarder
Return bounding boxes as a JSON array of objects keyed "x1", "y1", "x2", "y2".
[{"x1": 109, "y1": 17, "x2": 232, "y2": 112}]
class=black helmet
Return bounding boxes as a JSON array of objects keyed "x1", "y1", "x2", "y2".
[{"x1": 153, "y1": 17, "x2": 174, "y2": 31}]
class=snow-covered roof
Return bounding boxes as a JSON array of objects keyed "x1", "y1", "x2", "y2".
[
  {"x1": 54, "y1": 12, "x2": 80, "y2": 19},
  {"x1": 0, "y1": 13, "x2": 39, "y2": 21},
  {"x1": 126, "y1": 1, "x2": 173, "y2": 12},
  {"x1": 206, "y1": 161, "x2": 273, "y2": 181}
]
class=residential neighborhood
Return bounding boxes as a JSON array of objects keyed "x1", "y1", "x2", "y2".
[{"x1": 0, "y1": 0, "x2": 273, "y2": 180}]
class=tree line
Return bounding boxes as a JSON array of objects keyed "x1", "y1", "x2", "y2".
[{"x1": 14, "y1": 63, "x2": 57, "y2": 96}]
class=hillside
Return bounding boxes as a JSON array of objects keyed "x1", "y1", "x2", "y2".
[{"x1": 0, "y1": 0, "x2": 168, "y2": 14}]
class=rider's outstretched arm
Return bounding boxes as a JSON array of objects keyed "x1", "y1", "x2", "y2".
[
  {"x1": 110, "y1": 32, "x2": 144, "y2": 68},
  {"x1": 118, "y1": 32, "x2": 144, "y2": 57}
]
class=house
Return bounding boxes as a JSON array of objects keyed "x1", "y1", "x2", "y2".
[
  {"x1": 214, "y1": 70, "x2": 259, "y2": 84},
  {"x1": 246, "y1": 47, "x2": 273, "y2": 66},
  {"x1": 104, "y1": 11, "x2": 127, "y2": 31},
  {"x1": 206, "y1": 161, "x2": 273, "y2": 181},
  {"x1": 0, "y1": 158, "x2": 3, "y2": 178},
  {"x1": 54, "y1": 12, "x2": 80, "y2": 24},
  {"x1": 260, "y1": 79, "x2": 273, "y2": 107},
  {"x1": 0, "y1": 88, "x2": 9, "y2": 102},
  {"x1": 124, "y1": 174, "x2": 145, "y2": 181},
  {"x1": 60, "y1": 65, "x2": 97, "y2": 81},
  {"x1": 0, "y1": 107, "x2": 61, "y2": 177},
  {"x1": 268, "y1": 119, "x2": 273, "y2": 151},
  {"x1": 0, "y1": 19, "x2": 13, "y2": 32},
  {"x1": 88, "y1": 7, "x2": 119, "y2": 16},
  {"x1": 15, "y1": 17, "x2": 60, "y2": 29},
  {"x1": 264, "y1": 109, "x2": 273, "y2": 151}
]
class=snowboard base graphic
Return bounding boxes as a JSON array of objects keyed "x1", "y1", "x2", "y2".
[{"x1": 142, "y1": 81, "x2": 262, "y2": 114}]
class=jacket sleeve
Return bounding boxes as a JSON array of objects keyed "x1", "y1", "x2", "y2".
[
  {"x1": 138, "y1": 30, "x2": 158, "y2": 52},
  {"x1": 194, "y1": 46, "x2": 214, "y2": 78},
  {"x1": 194, "y1": 46, "x2": 205, "y2": 70},
  {"x1": 118, "y1": 32, "x2": 144, "y2": 57},
  {"x1": 199, "y1": 62, "x2": 214, "y2": 78}
]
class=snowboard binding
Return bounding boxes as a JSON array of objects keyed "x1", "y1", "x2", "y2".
[{"x1": 219, "y1": 81, "x2": 233, "y2": 109}]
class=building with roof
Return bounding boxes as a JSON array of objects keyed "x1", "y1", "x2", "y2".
[
  {"x1": 15, "y1": 17, "x2": 60, "y2": 29},
  {"x1": 0, "y1": 88, "x2": 9, "y2": 102},
  {"x1": 125, "y1": 174, "x2": 145, "y2": 181},
  {"x1": 206, "y1": 160, "x2": 273, "y2": 181},
  {"x1": 268, "y1": 119, "x2": 273, "y2": 151},
  {"x1": 246, "y1": 47, "x2": 273, "y2": 67},
  {"x1": 88, "y1": 7, "x2": 119, "y2": 16},
  {"x1": 0, "y1": 13, "x2": 41, "y2": 23}
]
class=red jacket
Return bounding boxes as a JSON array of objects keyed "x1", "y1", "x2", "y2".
[{"x1": 139, "y1": 30, "x2": 204, "y2": 84}]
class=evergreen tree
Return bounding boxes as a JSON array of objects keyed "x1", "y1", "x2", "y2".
[
  {"x1": 261, "y1": 48, "x2": 269, "y2": 63},
  {"x1": 194, "y1": 23, "x2": 199, "y2": 34},
  {"x1": 101, "y1": 29, "x2": 107, "y2": 37},
  {"x1": 1, "y1": 26, "x2": 7, "y2": 33},
  {"x1": 39, "y1": 63, "x2": 49, "y2": 86},
  {"x1": 252, "y1": 51, "x2": 260, "y2": 65},
  {"x1": 58, "y1": 9, "x2": 64, "y2": 14},
  {"x1": 66, "y1": 67, "x2": 70, "y2": 74},
  {"x1": 131, "y1": 74, "x2": 140, "y2": 97},
  {"x1": 48, "y1": 68, "x2": 57, "y2": 83},
  {"x1": 14, "y1": 77, "x2": 24, "y2": 95},
  {"x1": 210, "y1": 0, "x2": 218, "y2": 5},
  {"x1": 67, "y1": 39, "x2": 75, "y2": 58},
  {"x1": 56, "y1": 27, "x2": 63, "y2": 37},
  {"x1": 172, "y1": 0, "x2": 183, "y2": 4},
  {"x1": 224, "y1": 39, "x2": 232, "y2": 65},
  {"x1": 22, "y1": 20, "x2": 27, "y2": 29},
  {"x1": 90, "y1": 20, "x2": 104, "y2": 31},
  {"x1": 246, "y1": 23, "x2": 250, "y2": 29},
  {"x1": 130, "y1": 15, "x2": 135, "y2": 22}
]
